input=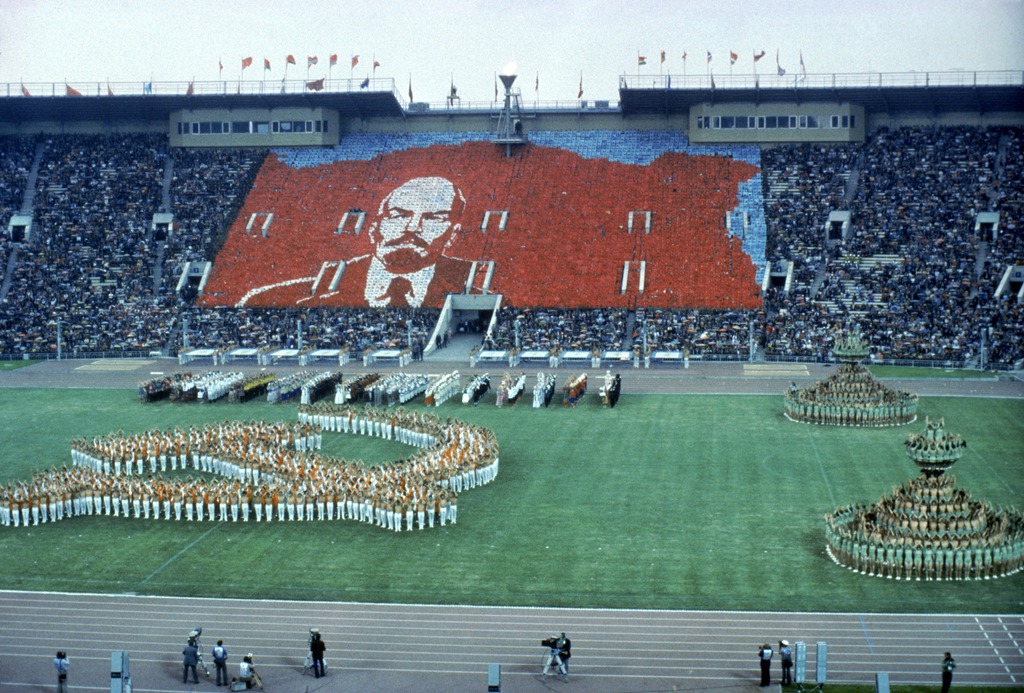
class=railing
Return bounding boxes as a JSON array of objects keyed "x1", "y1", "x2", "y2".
[
  {"x1": 3, "y1": 77, "x2": 402, "y2": 100},
  {"x1": 619, "y1": 69, "x2": 1024, "y2": 92},
  {"x1": 764, "y1": 353, "x2": 971, "y2": 370},
  {"x1": 9, "y1": 69, "x2": 1016, "y2": 113},
  {"x1": 1, "y1": 77, "x2": 620, "y2": 113},
  {"x1": 3, "y1": 349, "x2": 1013, "y2": 372},
  {"x1": 0, "y1": 350, "x2": 162, "y2": 362}
]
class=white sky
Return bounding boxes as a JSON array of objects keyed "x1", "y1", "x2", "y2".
[{"x1": 1, "y1": 0, "x2": 1022, "y2": 103}]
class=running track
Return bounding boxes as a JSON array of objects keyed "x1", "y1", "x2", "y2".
[
  {"x1": 1, "y1": 590, "x2": 1022, "y2": 692},
  {"x1": 1, "y1": 359, "x2": 1022, "y2": 691}
]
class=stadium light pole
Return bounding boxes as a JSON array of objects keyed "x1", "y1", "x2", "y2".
[{"x1": 56, "y1": 317, "x2": 62, "y2": 361}]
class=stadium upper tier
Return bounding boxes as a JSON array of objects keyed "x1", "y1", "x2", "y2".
[
  {"x1": 199, "y1": 132, "x2": 767, "y2": 310},
  {"x1": 0, "y1": 127, "x2": 1020, "y2": 367}
]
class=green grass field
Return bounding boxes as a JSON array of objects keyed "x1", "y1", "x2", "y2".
[
  {"x1": 0, "y1": 360, "x2": 35, "y2": 371},
  {"x1": 1, "y1": 388, "x2": 1021, "y2": 614}
]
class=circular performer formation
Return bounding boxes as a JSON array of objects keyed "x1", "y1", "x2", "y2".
[
  {"x1": 784, "y1": 334, "x2": 918, "y2": 426},
  {"x1": 825, "y1": 417, "x2": 1024, "y2": 580}
]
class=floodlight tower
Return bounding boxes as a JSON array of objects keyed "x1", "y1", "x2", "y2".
[{"x1": 493, "y1": 63, "x2": 526, "y2": 157}]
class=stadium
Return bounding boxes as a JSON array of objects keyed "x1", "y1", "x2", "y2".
[{"x1": 1, "y1": 62, "x2": 1023, "y2": 692}]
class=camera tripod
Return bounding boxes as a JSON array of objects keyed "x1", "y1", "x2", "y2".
[{"x1": 189, "y1": 627, "x2": 210, "y2": 677}]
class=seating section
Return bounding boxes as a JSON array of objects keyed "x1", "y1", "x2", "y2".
[
  {"x1": 0, "y1": 136, "x2": 36, "y2": 284},
  {"x1": 175, "y1": 305, "x2": 438, "y2": 357},
  {"x1": 762, "y1": 126, "x2": 1023, "y2": 366},
  {"x1": 163, "y1": 147, "x2": 265, "y2": 295},
  {"x1": 0, "y1": 126, "x2": 1021, "y2": 366},
  {"x1": 199, "y1": 132, "x2": 767, "y2": 310},
  {"x1": 0, "y1": 134, "x2": 169, "y2": 353}
]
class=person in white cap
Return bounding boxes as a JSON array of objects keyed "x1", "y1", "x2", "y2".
[{"x1": 780, "y1": 640, "x2": 794, "y2": 685}]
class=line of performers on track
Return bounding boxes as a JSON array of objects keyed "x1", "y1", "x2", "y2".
[{"x1": 458, "y1": 371, "x2": 620, "y2": 408}]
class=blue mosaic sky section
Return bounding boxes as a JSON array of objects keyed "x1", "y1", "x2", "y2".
[{"x1": 273, "y1": 131, "x2": 767, "y2": 280}]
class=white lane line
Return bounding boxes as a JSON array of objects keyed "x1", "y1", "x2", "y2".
[{"x1": 142, "y1": 523, "x2": 221, "y2": 582}]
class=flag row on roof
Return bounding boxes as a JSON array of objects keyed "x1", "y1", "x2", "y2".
[
  {"x1": 634, "y1": 49, "x2": 808, "y2": 76},
  {"x1": 226, "y1": 54, "x2": 381, "y2": 74}
]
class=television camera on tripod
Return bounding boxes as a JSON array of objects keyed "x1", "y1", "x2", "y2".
[{"x1": 188, "y1": 626, "x2": 210, "y2": 678}]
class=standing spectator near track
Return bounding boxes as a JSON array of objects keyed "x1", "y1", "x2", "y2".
[
  {"x1": 942, "y1": 652, "x2": 957, "y2": 693},
  {"x1": 779, "y1": 640, "x2": 793, "y2": 685},
  {"x1": 212, "y1": 639, "x2": 229, "y2": 686},
  {"x1": 758, "y1": 642, "x2": 774, "y2": 686},
  {"x1": 54, "y1": 651, "x2": 69, "y2": 693}
]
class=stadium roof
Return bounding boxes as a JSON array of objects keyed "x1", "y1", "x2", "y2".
[
  {"x1": 1, "y1": 71, "x2": 1022, "y2": 127},
  {"x1": 618, "y1": 70, "x2": 1024, "y2": 115},
  {"x1": 0, "y1": 78, "x2": 406, "y2": 125}
]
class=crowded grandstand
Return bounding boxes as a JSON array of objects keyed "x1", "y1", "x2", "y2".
[{"x1": 1, "y1": 74, "x2": 1022, "y2": 371}]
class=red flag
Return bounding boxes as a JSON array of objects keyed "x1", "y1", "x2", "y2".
[
  {"x1": 219, "y1": 59, "x2": 223, "y2": 73},
  {"x1": 637, "y1": 54, "x2": 647, "y2": 66},
  {"x1": 286, "y1": 54, "x2": 296, "y2": 66},
  {"x1": 306, "y1": 78, "x2": 324, "y2": 91},
  {"x1": 186, "y1": 81, "x2": 194, "y2": 96},
  {"x1": 21, "y1": 83, "x2": 31, "y2": 97},
  {"x1": 264, "y1": 58, "x2": 271, "y2": 71},
  {"x1": 329, "y1": 54, "x2": 338, "y2": 68},
  {"x1": 753, "y1": 50, "x2": 766, "y2": 62},
  {"x1": 729, "y1": 51, "x2": 738, "y2": 65},
  {"x1": 65, "y1": 84, "x2": 82, "y2": 96},
  {"x1": 242, "y1": 56, "x2": 253, "y2": 69},
  {"x1": 351, "y1": 55, "x2": 359, "y2": 68},
  {"x1": 373, "y1": 59, "x2": 380, "y2": 69},
  {"x1": 308, "y1": 55, "x2": 318, "y2": 67},
  {"x1": 682, "y1": 51, "x2": 688, "y2": 61}
]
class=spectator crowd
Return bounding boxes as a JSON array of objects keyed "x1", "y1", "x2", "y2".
[{"x1": 0, "y1": 126, "x2": 1021, "y2": 368}]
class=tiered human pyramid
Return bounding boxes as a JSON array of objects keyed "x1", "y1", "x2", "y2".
[{"x1": 825, "y1": 417, "x2": 1024, "y2": 580}]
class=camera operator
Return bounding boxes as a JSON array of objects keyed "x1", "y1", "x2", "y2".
[
  {"x1": 310, "y1": 631, "x2": 327, "y2": 678},
  {"x1": 54, "y1": 651, "x2": 69, "y2": 693},
  {"x1": 182, "y1": 638, "x2": 200, "y2": 684},
  {"x1": 238, "y1": 653, "x2": 264, "y2": 690},
  {"x1": 541, "y1": 632, "x2": 570, "y2": 681}
]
